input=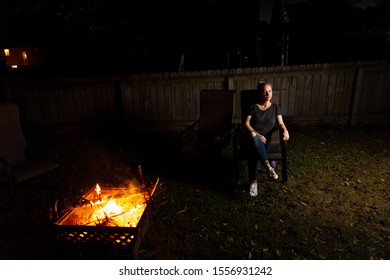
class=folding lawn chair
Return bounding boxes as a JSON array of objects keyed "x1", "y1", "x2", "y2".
[{"x1": 180, "y1": 89, "x2": 236, "y2": 158}]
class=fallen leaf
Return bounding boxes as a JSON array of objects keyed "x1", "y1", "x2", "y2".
[{"x1": 176, "y1": 207, "x2": 187, "y2": 214}]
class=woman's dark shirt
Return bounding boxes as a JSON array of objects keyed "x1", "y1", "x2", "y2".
[{"x1": 248, "y1": 103, "x2": 281, "y2": 137}]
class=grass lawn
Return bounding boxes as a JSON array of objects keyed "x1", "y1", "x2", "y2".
[
  {"x1": 0, "y1": 123, "x2": 389, "y2": 260},
  {"x1": 138, "y1": 124, "x2": 389, "y2": 260}
]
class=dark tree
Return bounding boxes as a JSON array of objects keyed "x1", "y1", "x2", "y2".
[{"x1": 285, "y1": 0, "x2": 389, "y2": 64}]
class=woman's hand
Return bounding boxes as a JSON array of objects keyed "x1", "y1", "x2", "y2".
[
  {"x1": 283, "y1": 130, "x2": 290, "y2": 141},
  {"x1": 257, "y1": 133, "x2": 267, "y2": 144},
  {"x1": 277, "y1": 115, "x2": 289, "y2": 142},
  {"x1": 251, "y1": 131, "x2": 266, "y2": 144}
]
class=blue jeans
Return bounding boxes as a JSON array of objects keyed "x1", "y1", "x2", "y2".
[{"x1": 248, "y1": 135, "x2": 271, "y2": 182}]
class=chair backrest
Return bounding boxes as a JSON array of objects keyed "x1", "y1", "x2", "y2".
[
  {"x1": 0, "y1": 103, "x2": 27, "y2": 163},
  {"x1": 197, "y1": 90, "x2": 235, "y2": 141},
  {"x1": 240, "y1": 90, "x2": 261, "y2": 126}
]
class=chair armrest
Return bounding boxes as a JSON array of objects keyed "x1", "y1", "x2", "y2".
[
  {"x1": 217, "y1": 123, "x2": 237, "y2": 142},
  {"x1": 179, "y1": 120, "x2": 200, "y2": 147},
  {"x1": 210, "y1": 123, "x2": 238, "y2": 151},
  {"x1": 0, "y1": 156, "x2": 16, "y2": 210},
  {"x1": 233, "y1": 124, "x2": 256, "y2": 160},
  {"x1": 233, "y1": 124, "x2": 243, "y2": 158},
  {"x1": 278, "y1": 127, "x2": 287, "y2": 154},
  {"x1": 0, "y1": 156, "x2": 14, "y2": 191},
  {"x1": 0, "y1": 156, "x2": 12, "y2": 177}
]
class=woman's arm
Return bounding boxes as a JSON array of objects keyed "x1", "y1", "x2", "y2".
[
  {"x1": 244, "y1": 115, "x2": 254, "y2": 133},
  {"x1": 277, "y1": 115, "x2": 290, "y2": 141},
  {"x1": 245, "y1": 115, "x2": 267, "y2": 144}
]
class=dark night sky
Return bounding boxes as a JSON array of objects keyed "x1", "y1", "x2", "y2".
[{"x1": 0, "y1": 0, "x2": 388, "y2": 74}]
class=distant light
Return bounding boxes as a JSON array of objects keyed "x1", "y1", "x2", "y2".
[
  {"x1": 11, "y1": 65, "x2": 18, "y2": 69},
  {"x1": 22, "y1": 51, "x2": 28, "y2": 64},
  {"x1": 4, "y1": 49, "x2": 10, "y2": 56}
]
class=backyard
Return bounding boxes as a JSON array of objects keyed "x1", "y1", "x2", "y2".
[{"x1": 0, "y1": 123, "x2": 389, "y2": 260}]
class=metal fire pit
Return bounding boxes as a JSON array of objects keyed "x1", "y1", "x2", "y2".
[{"x1": 54, "y1": 180, "x2": 157, "y2": 259}]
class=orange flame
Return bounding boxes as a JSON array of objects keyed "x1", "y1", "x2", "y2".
[{"x1": 95, "y1": 183, "x2": 101, "y2": 195}]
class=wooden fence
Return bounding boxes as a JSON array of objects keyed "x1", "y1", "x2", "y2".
[{"x1": 2, "y1": 60, "x2": 389, "y2": 134}]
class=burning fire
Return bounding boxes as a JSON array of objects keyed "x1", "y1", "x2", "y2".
[{"x1": 57, "y1": 180, "x2": 157, "y2": 228}]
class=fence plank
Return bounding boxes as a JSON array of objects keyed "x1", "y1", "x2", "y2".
[
  {"x1": 310, "y1": 74, "x2": 321, "y2": 116},
  {"x1": 302, "y1": 75, "x2": 312, "y2": 115}
]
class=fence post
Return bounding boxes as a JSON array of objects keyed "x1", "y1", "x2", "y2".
[
  {"x1": 350, "y1": 66, "x2": 364, "y2": 126},
  {"x1": 224, "y1": 76, "x2": 234, "y2": 90}
]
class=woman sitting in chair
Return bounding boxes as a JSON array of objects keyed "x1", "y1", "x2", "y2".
[{"x1": 245, "y1": 81, "x2": 290, "y2": 197}]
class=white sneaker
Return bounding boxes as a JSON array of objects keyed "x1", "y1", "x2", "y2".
[
  {"x1": 269, "y1": 168, "x2": 279, "y2": 180},
  {"x1": 249, "y1": 182, "x2": 258, "y2": 197}
]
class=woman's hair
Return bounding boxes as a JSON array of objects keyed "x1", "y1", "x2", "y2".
[{"x1": 257, "y1": 80, "x2": 272, "y2": 89}]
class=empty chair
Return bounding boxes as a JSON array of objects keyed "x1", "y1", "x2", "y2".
[
  {"x1": 180, "y1": 89, "x2": 236, "y2": 158},
  {"x1": 0, "y1": 103, "x2": 58, "y2": 210}
]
